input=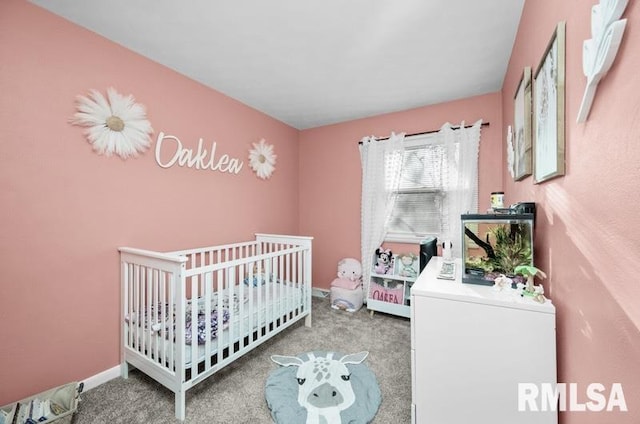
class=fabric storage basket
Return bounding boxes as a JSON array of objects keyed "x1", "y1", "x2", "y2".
[
  {"x1": 369, "y1": 280, "x2": 404, "y2": 304},
  {"x1": 0, "y1": 382, "x2": 83, "y2": 424}
]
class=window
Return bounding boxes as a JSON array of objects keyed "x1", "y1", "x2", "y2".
[{"x1": 385, "y1": 133, "x2": 458, "y2": 243}]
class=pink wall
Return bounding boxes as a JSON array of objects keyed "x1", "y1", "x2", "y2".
[
  {"x1": 299, "y1": 93, "x2": 503, "y2": 290},
  {"x1": 0, "y1": 1, "x2": 299, "y2": 403},
  {"x1": 502, "y1": 1, "x2": 640, "y2": 422}
]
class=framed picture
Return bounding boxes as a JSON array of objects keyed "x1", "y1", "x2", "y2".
[
  {"x1": 533, "y1": 21, "x2": 566, "y2": 183},
  {"x1": 513, "y1": 67, "x2": 532, "y2": 180}
]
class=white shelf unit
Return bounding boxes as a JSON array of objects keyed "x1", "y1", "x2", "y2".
[
  {"x1": 410, "y1": 257, "x2": 557, "y2": 424},
  {"x1": 367, "y1": 272, "x2": 415, "y2": 318}
]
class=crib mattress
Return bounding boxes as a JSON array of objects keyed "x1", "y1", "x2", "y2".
[{"x1": 125, "y1": 283, "x2": 306, "y2": 366}]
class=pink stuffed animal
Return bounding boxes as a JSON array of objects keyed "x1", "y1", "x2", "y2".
[
  {"x1": 332, "y1": 258, "x2": 362, "y2": 290},
  {"x1": 331, "y1": 258, "x2": 364, "y2": 312},
  {"x1": 337, "y1": 258, "x2": 362, "y2": 281}
]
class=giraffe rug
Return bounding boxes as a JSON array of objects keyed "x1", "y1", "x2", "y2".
[{"x1": 265, "y1": 351, "x2": 381, "y2": 424}]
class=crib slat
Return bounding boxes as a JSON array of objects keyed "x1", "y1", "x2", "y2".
[
  {"x1": 272, "y1": 256, "x2": 278, "y2": 326},
  {"x1": 146, "y1": 267, "x2": 153, "y2": 360},
  {"x1": 158, "y1": 271, "x2": 165, "y2": 367},
  {"x1": 247, "y1": 262, "x2": 254, "y2": 342},
  {"x1": 203, "y1": 271, "x2": 212, "y2": 370},
  {"x1": 216, "y1": 268, "x2": 224, "y2": 362},
  {"x1": 127, "y1": 263, "x2": 134, "y2": 349},
  {"x1": 265, "y1": 258, "x2": 271, "y2": 327},
  {"x1": 135, "y1": 265, "x2": 141, "y2": 352},
  {"x1": 257, "y1": 260, "x2": 263, "y2": 339},
  {"x1": 152, "y1": 269, "x2": 158, "y2": 362},
  {"x1": 283, "y1": 252, "x2": 289, "y2": 321},
  {"x1": 228, "y1": 266, "x2": 236, "y2": 356},
  {"x1": 168, "y1": 271, "x2": 175, "y2": 371},
  {"x1": 272, "y1": 256, "x2": 278, "y2": 328},
  {"x1": 189, "y1": 276, "x2": 198, "y2": 378}
]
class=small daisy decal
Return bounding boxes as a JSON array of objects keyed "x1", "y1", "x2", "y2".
[
  {"x1": 248, "y1": 139, "x2": 276, "y2": 179},
  {"x1": 70, "y1": 87, "x2": 153, "y2": 159}
]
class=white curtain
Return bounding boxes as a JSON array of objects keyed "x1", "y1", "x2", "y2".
[
  {"x1": 441, "y1": 119, "x2": 483, "y2": 258},
  {"x1": 359, "y1": 132, "x2": 405, "y2": 300}
]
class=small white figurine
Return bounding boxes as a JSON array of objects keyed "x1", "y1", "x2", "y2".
[
  {"x1": 493, "y1": 274, "x2": 513, "y2": 291},
  {"x1": 532, "y1": 284, "x2": 546, "y2": 303}
]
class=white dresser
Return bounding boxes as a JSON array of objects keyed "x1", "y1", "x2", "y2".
[{"x1": 410, "y1": 257, "x2": 557, "y2": 424}]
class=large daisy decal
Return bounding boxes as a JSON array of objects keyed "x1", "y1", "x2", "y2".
[
  {"x1": 70, "y1": 88, "x2": 153, "y2": 159},
  {"x1": 248, "y1": 139, "x2": 277, "y2": 179}
]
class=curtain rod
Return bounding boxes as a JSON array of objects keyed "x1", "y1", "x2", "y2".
[{"x1": 359, "y1": 121, "x2": 490, "y2": 144}]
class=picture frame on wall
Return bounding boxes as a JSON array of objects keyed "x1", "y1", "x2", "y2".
[
  {"x1": 513, "y1": 66, "x2": 532, "y2": 180},
  {"x1": 533, "y1": 21, "x2": 566, "y2": 184}
]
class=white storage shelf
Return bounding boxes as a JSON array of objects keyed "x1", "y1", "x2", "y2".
[
  {"x1": 410, "y1": 257, "x2": 557, "y2": 424},
  {"x1": 367, "y1": 272, "x2": 415, "y2": 318}
]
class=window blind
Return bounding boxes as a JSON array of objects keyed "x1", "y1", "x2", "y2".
[{"x1": 386, "y1": 134, "x2": 458, "y2": 241}]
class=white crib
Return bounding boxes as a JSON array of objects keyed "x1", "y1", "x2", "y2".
[{"x1": 119, "y1": 233, "x2": 313, "y2": 420}]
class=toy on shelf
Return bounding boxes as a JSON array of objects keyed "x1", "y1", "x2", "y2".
[
  {"x1": 397, "y1": 253, "x2": 419, "y2": 278},
  {"x1": 330, "y1": 258, "x2": 364, "y2": 312},
  {"x1": 373, "y1": 247, "x2": 394, "y2": 275}
]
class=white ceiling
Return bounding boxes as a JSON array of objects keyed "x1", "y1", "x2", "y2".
[{"x1": 29, "y1": 0, "x2": 525, "y2": 130}]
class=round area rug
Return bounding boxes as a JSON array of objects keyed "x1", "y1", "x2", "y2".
[{"x1": 265, "y1": 351, "x2": 381, "y2": 424}]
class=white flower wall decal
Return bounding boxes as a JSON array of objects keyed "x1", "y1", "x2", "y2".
[
  {"x1": 248, "y1": 139, "x2": 277, "y2": 179},
  {"x1": 70, "y1": 87, "x2": 153, "y2": 159}
]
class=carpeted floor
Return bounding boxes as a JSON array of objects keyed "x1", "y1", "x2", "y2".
[{"x1": 73, "y1": 296, "x2": 411, "y2": 423}]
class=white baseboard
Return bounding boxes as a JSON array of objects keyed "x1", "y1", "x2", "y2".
[
  {"x1": 82, "y1": 365, "x2": 120, "y2": 392},
  {"x1": 312, "y1": 287, "x2": 330, "y2": 298}
]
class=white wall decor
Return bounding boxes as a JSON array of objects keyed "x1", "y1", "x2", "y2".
[
  {"x1": 577, "y1": 0, "x2": 628, "y2": 123},
  {"x1": 155, "y1": 132, "x2": 244, "y2": 174},
  {"x1": 70, "y1": 88, "x2": 153, "y2": 158},
  {"x1": 248, "y1": 139, "x2": 277, "y2": 179},
  {"x1": 506, "y1": 125, "x2": 515, "y2": 179}
]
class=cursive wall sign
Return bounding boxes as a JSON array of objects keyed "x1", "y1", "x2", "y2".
[{"x1": 155, "y1": 132, "x2": 244, "y2": 174}]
